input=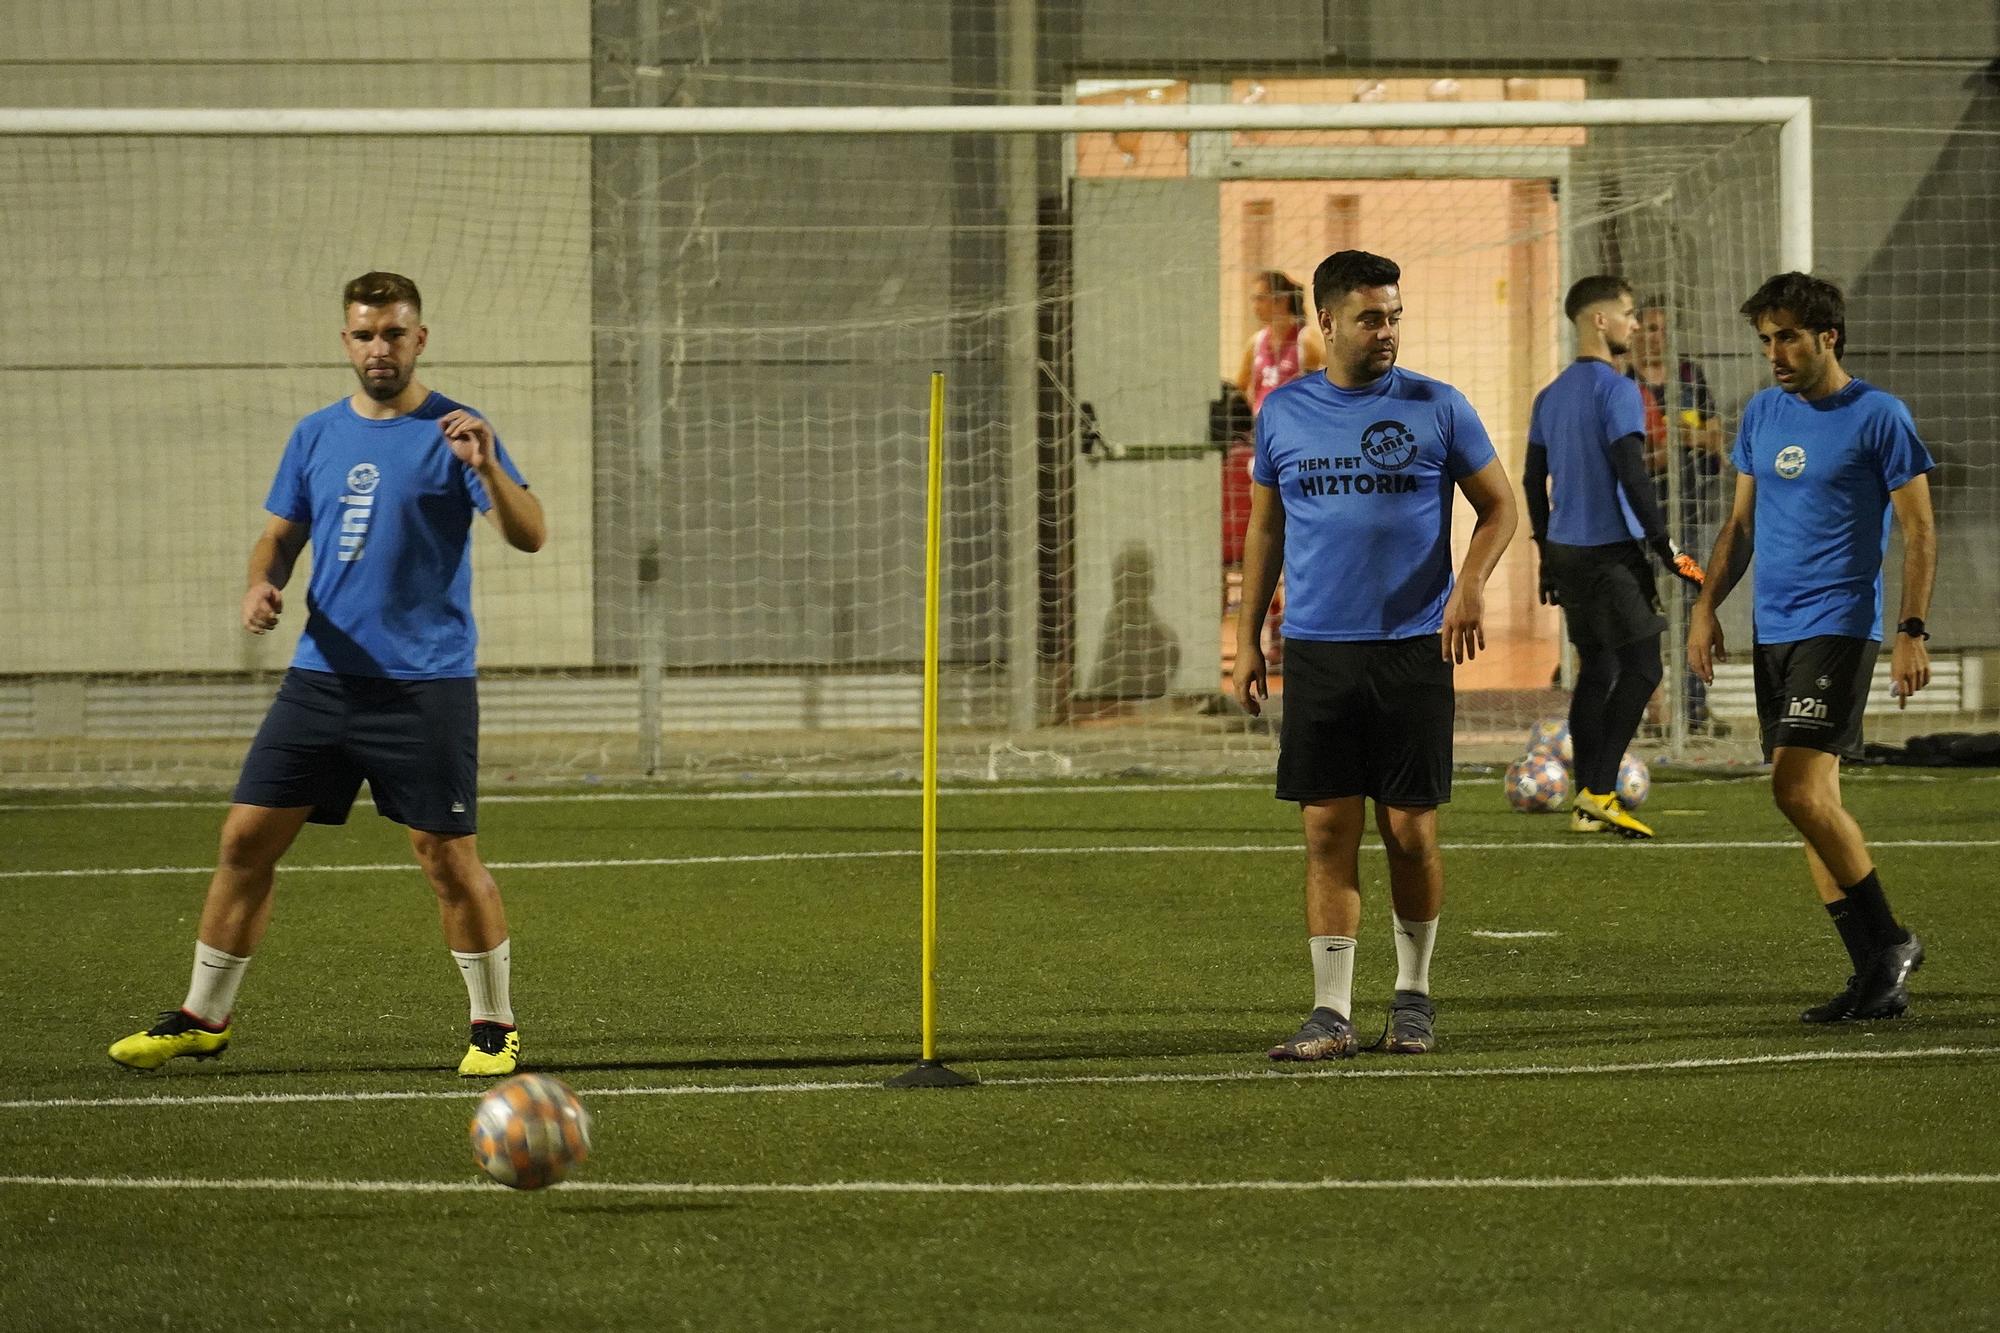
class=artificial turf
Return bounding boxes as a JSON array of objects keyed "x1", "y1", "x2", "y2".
[{"x1": 3, "y1": 770, "x2": 1996, "y2": 1330}]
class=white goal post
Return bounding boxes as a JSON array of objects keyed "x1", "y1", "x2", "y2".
[
  {"x1": 0, "y1": 97, "x2": 1814, "y2": 785},
  {"x1": 1, "y1": 98, "x2": 1814, "y2": 268}
]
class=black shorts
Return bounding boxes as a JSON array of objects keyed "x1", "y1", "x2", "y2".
[
  {"x1": 1754, "y1": 636, "x2": 1878, "y2": 762},
  {"x1": 233, "y1": 668, "x2": 480, "y2": 834},
  {"x1": 1543, "y1": 540, "x2": 1666, "y2": 650},
  {"x1": 1277, "y1": 635, "x2": 1453, "y2": 806}
]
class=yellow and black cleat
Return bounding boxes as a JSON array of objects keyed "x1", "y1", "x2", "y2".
[
  {"x1": 109, "y1": 1009, "x2": 231, "y2": 1070},
  {"x1": 1575, "y1": 789, "x2": 1654, "y2": 840},
  {"x1": 458, "y1": 1022, "x2": 520, "y2": 1077}
]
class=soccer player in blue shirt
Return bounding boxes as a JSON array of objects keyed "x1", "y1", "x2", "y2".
[
  {"x1": 1689, "y1": 272, "x2": 1935, "y2": 1023},
  {"x1": 109, "y1": 272, "x2": 547, "y2": 1077},
  {"x1": 1523, "y1": 275, "x2": 1706, "y2": 840},
  {"x1": 1235, "y1": 250, "x2": 1517, "y2": 1061}
]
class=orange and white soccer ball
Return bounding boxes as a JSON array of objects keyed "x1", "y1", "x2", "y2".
[
  {"x1": 1504, "y1": 751, "x2": 1571, "y2": 813},
  {"x1": 1617, "y1": 752, "x2": 1652, "y2": 809},
  {"x1": 470, "y1": 1073, "x2": 592, "y2": 1190},
  {"x1": 1525, "y1": 716, "x2": 1573, "y2": 766}
]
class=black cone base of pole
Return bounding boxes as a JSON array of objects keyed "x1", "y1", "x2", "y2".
[{"x1": 883, "y1": 1059, "x2": 976, "y2": 1089}]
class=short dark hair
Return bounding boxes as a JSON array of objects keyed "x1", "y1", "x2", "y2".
[
  {"x1": 1564, "y1": 274, "x2": 1631, "y2": 323},
  {"x1": 1739, "y1": 271, "x2": 1845, "y2": 357},
  {"x1": 1259, "y1": 269, "x2": 1304, "y2": 321},
  {"x1": 343, "y1": 271, "x2": 422, "y2": 314},
  {"x1": 1312, "y1": 250, "x2": 1400, "y2": 313}
]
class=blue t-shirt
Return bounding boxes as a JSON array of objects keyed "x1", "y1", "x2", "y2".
[
  {"x1": 1252, "y1": 367, "x2": 1497, "y2": 641},
  {"x1": 264, "y1": 392, "x2": 527, "y2": 679},
  {"x1": 1529, "y1": 358, "x2": 1648, "y2": 545},
  {"x1": 1730, "y1": 379, "x2": 1933, "y2": 643}
]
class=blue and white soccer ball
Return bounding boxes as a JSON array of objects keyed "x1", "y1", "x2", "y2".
[
  {"x1": 1504, "y1": 751, "x2": 1571, "y2": 813},
  {"x1": 1617, "y1": 752, "x2": 1651, "y2": 808},
  {"x1": 1526, "y1": 716, "x2": 1573, "y2": 767}
]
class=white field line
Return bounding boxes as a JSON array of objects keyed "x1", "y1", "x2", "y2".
[
  {"x1": 3, "y1": 1170, "x2": 1998, "y2": 1197},
  {"x1": 6, "y1": 1045, "x2": 1994, "y2": 1113},
  {"x1": 7, "y1": 837, "x2": 2000, "y2": 882}
]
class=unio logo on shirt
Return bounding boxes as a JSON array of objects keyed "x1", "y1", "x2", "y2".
[
  {"x1": 1360, "y1": 419, "x2": 1420, "y2": 471},
  {"x1": 339, "y1": 462, "x2": 380, "y2": 563},
  {"x1": 1775, "y1": 445, "x2": 1807, "y2": 480}
]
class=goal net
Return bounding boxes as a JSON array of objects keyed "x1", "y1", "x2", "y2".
[{"x1": 0, "y1": 94, "x2": 1911, "y2": 788}]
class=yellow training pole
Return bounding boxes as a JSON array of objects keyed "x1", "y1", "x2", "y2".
[
  {"x1": 921, "y1": 369, "x2": 943, "y2": 1059},
  {"x1": 886, "y1": 372, "x2": 972, "y2": 1089}
]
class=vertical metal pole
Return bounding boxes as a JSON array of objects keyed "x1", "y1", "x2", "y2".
[
  {"x1": 633, "y1": 9, "x2": 667, "y2": 775},
  {"x1": 1661, "y1": 232, "x2": 1687, "y2": 761},
  {"x1": 1003, "y1": 0, "x2": 1041, "y2": 732}
]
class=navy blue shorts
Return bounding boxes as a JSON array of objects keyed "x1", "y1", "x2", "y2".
[{"x1": 233, "y1": 669, "x2": 479, "y2": 834}]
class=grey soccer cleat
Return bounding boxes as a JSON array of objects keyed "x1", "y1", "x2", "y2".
[
  {"x1": 1381, "y1": 989, "x2": 1436, "y2": 1054},
  {"x1": 1268, "y1": 1007, "x2": 1357, "y2": 1062}
]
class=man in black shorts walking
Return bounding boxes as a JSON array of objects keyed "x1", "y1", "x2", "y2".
[
  {"x1": 1524, "y1": 275, "x2": 1706, "y2": 840},
  {"x1": 1235, "y1": 250, "x2": 1517, "y2": 1060},
  {"x1": 1691, "y1": 272, "x2": 1935, "y2": 1022}
]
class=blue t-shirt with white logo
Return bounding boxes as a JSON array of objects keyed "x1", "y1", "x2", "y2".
[
  {"x1": 1253, "y1": 367, "x2": 1498, "y2": 641},
  {"x1": 1529, "y1": 358, "x2": 1648, "y2": 545},
  {"x1": 1730, "y1": 379, "x2": 1932, "y2": 643},
  {"x1": 264, "y1": 392, "x2": 527, "y2": 679}
]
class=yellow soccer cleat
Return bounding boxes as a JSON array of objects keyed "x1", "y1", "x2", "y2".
[
  {"x1": 458, "y1": 1022, "x2": 520, "y2": 1078},
  {"x1": 1570, "y1": 799, "x2": 1607, "y2": 833},
  {"x1": 108, "y1": 1009, "x2": 231, "y2": 1070},
  {"x1": 1575, "y1": 789, "x2": 1654, "y2": 840}
]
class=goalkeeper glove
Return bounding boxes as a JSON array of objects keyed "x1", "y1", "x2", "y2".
[
  {"x1": 1651, "y1": 537, "x2": 1705, "y2": 589},
  {"x1": 1534, "y1": 538, "x2": 1559, "y2": 605}
]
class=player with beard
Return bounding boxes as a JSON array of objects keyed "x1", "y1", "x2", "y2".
[
  {"x1": 1690, "y1": 271, "x2": 1934, "y2": 1023},
  {"x1": 1523, "y1": 275, "x2": 1705, "y2": 839},
  {"x1": 108, "y1": 272, "x2": 546, "y2": 1077},
  {"x1": 1237, "y1": 250, "x2": 1517, "y2": 1060}
]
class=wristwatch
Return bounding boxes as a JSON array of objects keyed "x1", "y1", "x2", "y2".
[{"x1": 1896, "y1": 617, "x2": 1930, "y2": 640}]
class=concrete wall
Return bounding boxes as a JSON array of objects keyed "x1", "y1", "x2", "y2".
[{"x1": 1, "y1": 3, "x2": 595, "y2": 673}]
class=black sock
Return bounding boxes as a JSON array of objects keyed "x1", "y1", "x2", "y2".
[
  {"x1": 1825, "y1": 898, "x2": 1872, "y2": 972},
  {"x1": 1569, "y1": 654, "x2": 1615, "y2": 791},
  {"x1": 1838, "y1": 870, "x2": 1905, "y2": 952},
  {"x1": 1592, "y1": 635, "x2": 1663, "y2": 793}
]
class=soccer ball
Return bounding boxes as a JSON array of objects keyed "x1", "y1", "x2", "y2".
[
  {"x1": 1504, "y1": 751, "x2": 1571, "y2": 813},
  {"x1": 1617, "y1": 752, "x2": 1651, "y2": 809},
  {"x1": 470, "y1": 1073, "x2": 592, "y2": 1190},
  {"x1": 1526, "y1": 716, "x2": 1573, "y2": 766}
]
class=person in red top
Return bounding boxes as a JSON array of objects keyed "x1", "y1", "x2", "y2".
[
  {"x1": 1236, "y1": 270, "x2": 1325, "y2": 414},
  {"x1": 1226, "y1": 273, "x2": 1325, "y2": 661}
]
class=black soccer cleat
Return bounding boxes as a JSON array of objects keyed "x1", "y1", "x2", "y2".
[
  {"x1": 1852, "y1": 932, "x2": 1924, "y2": 1020},
  {"x1": 1802, "y1": 932, "x2": 1924, "y2": 1023},
  {"x1": 1801, "y1": 976, "x2": 1865, "y2": 1024}
]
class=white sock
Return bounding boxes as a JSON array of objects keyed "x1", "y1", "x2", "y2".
[
  {"x1": 452, "y1": 940, "x2": 514, "y2": 1027},
  {"x1": 1393, "y1": 912, "x2": 1438, "y2": 995},
  {"x1": 1309, "y1": 935, "x2": 1356, "y2": 1019},
  {"x1": 181, "y1": 941, "x2": 250, "y2": 1028}
]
